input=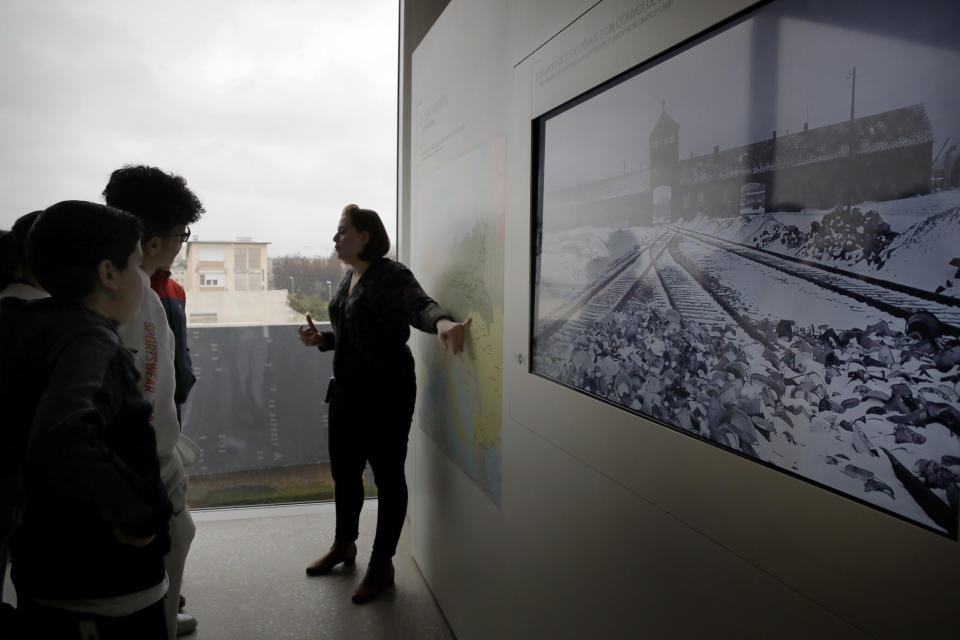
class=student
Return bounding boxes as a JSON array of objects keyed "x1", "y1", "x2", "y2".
[
  {"x1": 0, "y1": 211, "x2": 46, "y2": 301},
  {"x1": 104, "y1": 165, "x2": 204, "y2": 638},
  {"x1": 0, "y1": 201, "x2": 172, "y2": 639},
  {"x1": 0, "y1": 211, "x2": 48, "y2": 613}
]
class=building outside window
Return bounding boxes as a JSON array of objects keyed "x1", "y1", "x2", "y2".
[{"x1": 177, "y1": 240, "x2": 272, "y2": 299}]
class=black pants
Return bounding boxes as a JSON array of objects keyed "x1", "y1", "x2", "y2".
[
  {"x1": 13, "y1": 598, "x2": 167, "y2": 640},
  {"x1": 328, "y1": 378, "x2": 415, "y2": 559}
]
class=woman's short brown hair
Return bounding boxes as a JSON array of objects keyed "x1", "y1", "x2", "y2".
[{"x1": 343, "y1": 204, "x2": 390, "y2": 261}]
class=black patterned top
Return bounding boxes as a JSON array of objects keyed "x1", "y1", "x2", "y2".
[{"x1": 319, "y1": 257, "x2": 451, "y2": 388}]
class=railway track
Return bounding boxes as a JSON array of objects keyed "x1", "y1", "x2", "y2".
[
  {"x1": 538, "y1": 229, "x2": 783, "y2": 351},
  {"x1": 537, "y1": 222, "x2": 960, "y2": 350},
  {"x1": 535, "y1": 232, "x2": 669, "y2": 344}
]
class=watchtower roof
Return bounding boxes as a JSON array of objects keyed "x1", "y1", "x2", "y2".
[{"x1": 649, "y1": 104, "x2": 679, "y2": 142}]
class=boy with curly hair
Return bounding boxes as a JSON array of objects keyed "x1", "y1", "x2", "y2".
[{"x1": 104, "y1": 165, "x2": 205, "y2": 638}]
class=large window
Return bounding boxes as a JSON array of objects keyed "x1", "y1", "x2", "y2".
[
  {"x1": 0, "y1": 0, "x2": 398, "y2": 509},
  {"x1": 181, "y1": 322, "x2": 382, "y2": 508}
]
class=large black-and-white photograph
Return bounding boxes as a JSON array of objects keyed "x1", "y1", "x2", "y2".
[{"x1": 531, "y1": 0, "x2": 960, "y2": 536}]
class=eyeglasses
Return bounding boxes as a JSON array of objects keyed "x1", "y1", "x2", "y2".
[{"x1": 162, "y1": 227, "x2": 191, "y2": 242}]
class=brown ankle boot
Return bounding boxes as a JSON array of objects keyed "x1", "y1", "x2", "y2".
[
  {"x1": 305, "y1": 541, "x2": 357, "y2": 576},
  {"x1": 351, "y1": 557, "x2": 395, "y2": 604}
]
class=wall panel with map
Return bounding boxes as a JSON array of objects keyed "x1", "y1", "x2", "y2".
[
  {"x1": 412, "y1": 139, "x2": 505, "y2": 505},
  {"x1": 409, "y1": 0, "x2": 507, "y2": 505}
]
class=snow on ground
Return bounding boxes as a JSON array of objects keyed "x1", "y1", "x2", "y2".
[
  {"x1": 879, "y1": 207, "x2": 960, "y2": 293},
  {"x1": 674, "y1": 190, "x2": 960, "y2": 297},
  {"x1": 542, "y1": 191, "x2": 960, "y2": 292},
  {"x1": 767, "y1": 190, "x2": 960, "y2": 233}
]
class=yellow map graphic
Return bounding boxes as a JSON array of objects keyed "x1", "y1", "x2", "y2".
[{"x1": 413, "y1": 140, "x2": 504, "y2": 505}]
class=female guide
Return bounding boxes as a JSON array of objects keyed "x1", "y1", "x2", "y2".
[{"x1": 298, "y1": 204, "x2": 470, "y2": 604}]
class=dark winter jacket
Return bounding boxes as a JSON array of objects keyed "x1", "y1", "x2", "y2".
[
  {"x1": 0, "y1": 297, "x2": 172, "y2": 600},
  {"x1": 320, "y1": 258, "x2": 451, "y2": 390}
]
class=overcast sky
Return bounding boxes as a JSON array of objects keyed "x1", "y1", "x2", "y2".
[
  {"x1": 543, "y1": 0, "x2": 960, "y2": 193},
  {"x1": 0, "y1": 0, "x2": 397, "y2": 257}
]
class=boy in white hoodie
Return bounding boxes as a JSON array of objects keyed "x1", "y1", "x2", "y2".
[{"x1": 105, "y1": 165, "x2": 205, "y2": 639}]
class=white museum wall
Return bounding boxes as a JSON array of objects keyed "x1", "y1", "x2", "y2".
[{"x1": 402, "y1": 1, "x2": 959, "y2": 638}]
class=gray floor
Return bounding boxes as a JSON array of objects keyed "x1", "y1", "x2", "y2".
[{"x1": 3, "y1": 500, "x2": 456, "y2": 640}]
